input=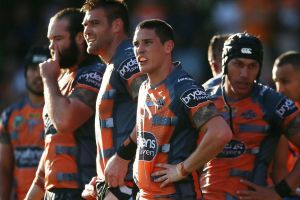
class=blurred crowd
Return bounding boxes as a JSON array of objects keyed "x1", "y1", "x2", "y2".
[{"x1": 0, "y1": 0, "x2": 300, "y2": 112}]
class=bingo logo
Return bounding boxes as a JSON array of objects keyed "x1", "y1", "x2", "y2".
[
  {"x1": 180, "y1": 88, "x2": 208, "y2": 108},
  {"x1": 276, "y1": 98, "x2": 297, "y2": 118},
  {"x1": 119, "y1": 57, "x2": 139, "y2": 80},
  {"x1": 137, "y1": 131, "x2": 158, "y2": 161}
]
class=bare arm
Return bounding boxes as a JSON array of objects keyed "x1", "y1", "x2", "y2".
[
  {"x1": 40, "y1": 47, "x2": 94, "y2": 133},
  {"x1": 104, "y1": 126, "x2": 137, "y2": 187},
  {"x1": 272, "y1": 135, "x2": 289, "y2": 184},
  {"x1": 153, "y1": 116, "x2": 232, "y2": 187},
  {"x1": 24, "y1": 151, "x2": 46, "y2": 200},
  {"x1": 0, "y1": 142, "x2": 14, "y2": 200}
]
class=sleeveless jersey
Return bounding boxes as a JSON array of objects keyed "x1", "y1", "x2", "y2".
[
  {"x1": 201, "y1": 79, "x2": 300, "y2": 200},
  {"x1": 134, "y1": 63, "x2": 219, "y2": 200},
  {"x1": 43, "y1": 57, "x2": 105, "y2": 190},
  {"x1": 95, "y1": 39, "x2": 146, "y2": 180},
  {"x1": 0, "y1": 97, "x2": 44, "y2": 200}
]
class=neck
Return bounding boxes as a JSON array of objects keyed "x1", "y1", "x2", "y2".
[
  {"x1": 28, "y1": 92, "x2": 44, "y2": 106},
  {"x1": 101, "y1": 35, "x2": 128, "y2": 64},
  {"x1": 148, "y1": 61, "x2": 174, "y2": 87}
]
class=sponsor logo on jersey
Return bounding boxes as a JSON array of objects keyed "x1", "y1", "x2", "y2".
[
  {"x1": 241, "y1": 48, "x2": 252, "y2": 54},
  {"x1": 217, "y1": 140, "x2": 246, "y2": 158},
  {"x1": 137, "y1": 131, "x2": 158, "y2": 161},
  {"x1": 118, "y1": 57, "x2": 139, "y2": 80},
  {"x1": 78, "y1": 71, "x2": 102, "y2": 89},
  {"x1": 177, "y1": 76, "x2": 193, "y2": 83},
  {"x1": 15, "y1": 146, "x2": 44, "y2": 168},
  {"x1": 180, "y1": 88, "x2": 208, "y2": 108},
  {"x1": 241, "y1": 110, "x2": 257, "y2": 120},
  {"x1": 275, "y1": 98, "x2": 297, "y2": 118}
]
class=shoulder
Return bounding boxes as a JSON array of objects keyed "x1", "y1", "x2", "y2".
[
  {"x1": 0, "y1": 99, "x2": 27, "y2": 125},
  {"x1": 168, "y1": 67, "x2": 209, "y2": 108},
  {"x1": 254, "y1": 83, "x2": 297, "y2": 119},
  {"x1": 76, "y1": 58, "x2": 106, "y2": 90},
  {"x1": 113, "y1": 40, "x2": 140, "y2": 80}
]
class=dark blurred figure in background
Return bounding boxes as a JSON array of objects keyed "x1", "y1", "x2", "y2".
[
  {"x1": 0, "y1": 45, "x2": 50, "y2": 200},
  {"x1": 207, "y1": 34, "x2": 230, "y2": 77}
]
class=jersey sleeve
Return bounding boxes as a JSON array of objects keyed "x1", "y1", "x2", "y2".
[
  {"x1": 70, "y1": 64, "x2": 105, "y2": 109},
  {"x1": 0, "y1": 108, "x2": 12, "y2": 144},
  {"x1": 116, "y1": 56, "x2": 147, "y2": 99},
  {"x1": 179, "y1": 85, "x2": 220, "y2": 130}
]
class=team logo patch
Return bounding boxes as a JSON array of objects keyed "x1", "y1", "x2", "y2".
[
  {"x1": 241, "y1": 48, "x2": 252, "y2": 54},
  {"x1": 275, "y1": 98, "x2": 297, "y2": 119},
  {"x1": 15, "y1": 147, "x2": 44, "y2": 167},
  {"x1": 118, "y1": 57, "x2": 139, "y2": 80},
  {"x1": 77, "y1": 71, "x2": 102, "y2": 89},
  {"x1": 180, "y1": 88, "x2": 208, "y2": 108},
  {"x1": 217, "y1": 140, "x2": 246, "y2": 158},
  {"x1": 241, "y1": 110, "x2": 257, "y2": 120},
  {"x1": 137, "y1": 131, "x2": 158, "y2": 161}
]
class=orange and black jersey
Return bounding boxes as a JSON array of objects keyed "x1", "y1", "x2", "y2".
[
  {"x1": 201, "y1": 79, "x2": 300, "y2": 200},
  {"x1": 134, "y1": 63, "x2": 219, "y2": 200},
  {"x1": 43, "y1": 57, "x2": 105, "y2": 190},
  {"x1": 0, "y1": 97, "x2": 44, "y2": 200},
  {"x1": 96, "y1": 39, "x2": 146, "y2": 180}
]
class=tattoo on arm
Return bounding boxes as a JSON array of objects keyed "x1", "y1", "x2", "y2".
[
  {"x1": 69, "y1": 88, "x2": 98, "y2": 109},
  {"x1": 285, "y1": 114, "x2": 300, "y2": 138}
]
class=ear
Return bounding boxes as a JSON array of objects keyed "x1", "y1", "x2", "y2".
[
  {"x1": 164, "y1": 40, "x2": 174, "y2": 54},
  {"x1": 75, "y1": 32, "x2": 85, "y2": 45},
  {"x1": 111, "y1": 18, "x2": 123, "y2": 33}
]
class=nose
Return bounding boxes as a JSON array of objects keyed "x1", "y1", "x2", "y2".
[
  {"x1": 240, "y1": 67, "x2": 248, "y2": 78},
  {"x1": 49, "y1": 40, "x2": 54, "y2": 51}
]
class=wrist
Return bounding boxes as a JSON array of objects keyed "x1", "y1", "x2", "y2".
[
  {"x1": 116, "y1": 136, "x2": 137, "y2": 160},
  {"x1": 274, "y1": 179, "x2": 292, "y2": 198},
  {"x1": 176, "y1": 162, "x2": 190, "y2": 177}
]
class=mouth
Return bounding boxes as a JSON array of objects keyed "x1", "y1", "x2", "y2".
[
  {"x1": 137, "y1": 56, "x2": 147, "y2": 64},
  {"x1": 86, "y1": 38, "x2": 96, "y2": 45}
]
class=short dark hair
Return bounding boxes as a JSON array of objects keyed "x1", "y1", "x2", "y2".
[
  {"x1": 208, "y1": 34, "x2": 230, "y2": 63},
  {"x1": 53, "y1": 8, "x2": 85, "y2": 39},
  {"x1": 136, "y1": 19, "x2": 175, "y2": 44},
  {"x1": 274, "y1": 51, "x2": 300, "y2": 70},
  {"x1": 24, "y1": 45, "x2": 50, "y2": 77},
  {"x1": 81, "y1": 0, "x2": 129, "y2": 35}
]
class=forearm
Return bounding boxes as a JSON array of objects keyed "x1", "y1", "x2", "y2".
[
  {"x1": 24, "y1": 184, "x2": 44, "y2": 200},
  {"x1": 0, "y1": 144, "x2": 14, "y2": 199},
  {"x1": 183, "y1": 116, "x2": 232, "y2": 173},
  {"x1": 284, "y1": 158, "x2": 300, "y2": 191},
  {"x1": 0, "y1": 170, "x2": 13, "y2": 200},
  {"x1": 43, "y1": 77, "x2": 71, "y2": 128}
]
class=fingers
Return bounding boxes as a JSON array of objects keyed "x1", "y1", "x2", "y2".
[
  {"x1": 155, "y1": 163, "x2": 171, "y2": 169},
  {"x1": 151, "y1": 169, "x2": 168, "y2": 177},
  {"x1": 160, "y1": 178, "x2": 170, "y2": 188},
  {"x1": 240, "y1": 179, "x2": 258, "y2": 190}
]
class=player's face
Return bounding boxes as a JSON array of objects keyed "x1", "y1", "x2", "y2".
[
  {"x1": 273, "y1": 64, "x2": 300, "y2": 102},
  {"x1": 226, "y1": 58, "x2": 260, "y2": 99},
  {"x1": 83, "y1": 8, "x2": 113, "y2": 58},
  {"x1": 133, "y1": 28, "x2": 168, "y2": 75},
  {"x1": 26, "y1": 65, "x2": 43, "y2": 96},
  {"x1": 47, "y1": 18, "x2": 79, "y2": 68}
]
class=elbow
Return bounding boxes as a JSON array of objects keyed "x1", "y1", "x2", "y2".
[
  {"x1": 52, "y1": 120, "x2": 72, "y2": 133},
  {"x1": 217, "y1": 127, "x2": 233, "y2": 147}
]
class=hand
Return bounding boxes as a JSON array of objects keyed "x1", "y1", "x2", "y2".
[
  {"x1": 104, "y1": 154, "x2": 130, "y2": 187},
  {"x1": 237, "y1": 179, "x2": 282, "y2": 200},
  {"x1": 81, "y1": 177, "x2": 98, "y2": 200},
  {"x1": 151, "y1": 163, "x2": 186, "y2": 188},
  {"x1": 39, "y1": 44, "x2": 60, "y2": 81}
]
